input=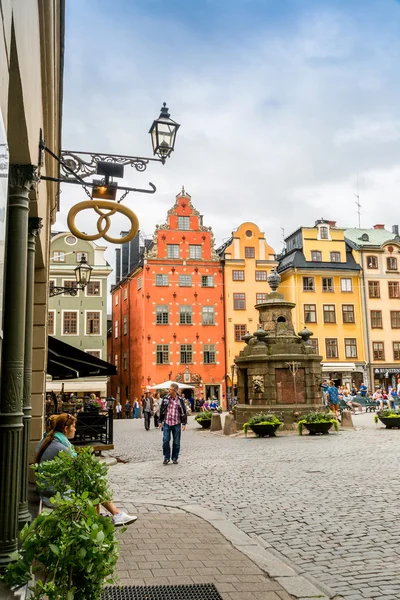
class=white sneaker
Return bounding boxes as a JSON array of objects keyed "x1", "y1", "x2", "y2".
[{"x1": 113, "y1": 511, "x2": 138, "y2": 526}]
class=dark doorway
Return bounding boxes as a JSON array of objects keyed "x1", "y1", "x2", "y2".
[{"x1": 205, "y1": 385, "x2": 220, "y2": 401}]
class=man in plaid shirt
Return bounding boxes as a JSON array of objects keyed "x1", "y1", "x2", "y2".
[{"x1": 159, "y1": 383, "x2": 187, "y2": 465}]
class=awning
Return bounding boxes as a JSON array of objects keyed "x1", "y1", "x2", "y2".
[
  {"x1": 47, "y1": 336, "x2": 117, "y2": 380},
  {"x1": 322, "y1": 362, "x2": 357, "y2": 373}
]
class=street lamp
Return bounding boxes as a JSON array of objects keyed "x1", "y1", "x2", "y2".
[
  {"x1": 49, "y1": 255, "x2": 93, "y2": 297},
  {"x1": 149, "y1": 103, "x2": 180, "y2": 162}
]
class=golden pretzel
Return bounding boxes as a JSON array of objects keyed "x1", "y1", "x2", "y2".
[{"x1": 67, "y1": 200, "x2": 139, "y2": 244}]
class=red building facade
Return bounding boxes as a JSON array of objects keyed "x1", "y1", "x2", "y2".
[{"x1": 109, "y1": 189, "x2": 227, "y2": 407}]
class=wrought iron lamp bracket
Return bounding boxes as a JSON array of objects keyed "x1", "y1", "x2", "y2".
[{"x1": 49, "y1": 286, "x2": 79, "y2": 298}]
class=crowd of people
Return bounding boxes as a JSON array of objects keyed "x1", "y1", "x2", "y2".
[{"x1": 322, "y1": 377, "x2": 400, "y2": 416}]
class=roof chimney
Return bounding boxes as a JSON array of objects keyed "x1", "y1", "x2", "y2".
[
  {"x1": 373, "y1": 224, "x2": 385, "y2": 229},
  {"x1": 392, "y1": 225, "x2": 399, "y2": 236},
  {"x1": 328, "y1": 221, "x2": 336, "y2": 227}
]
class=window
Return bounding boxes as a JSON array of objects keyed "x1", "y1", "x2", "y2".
[
  {"x1": 234, "y1": 324, "x2": 247, "y2": 342},
  {"x1": 345, "y1": 338, "x2": 357, "y2": 358},
  {"x1": 156, "y1": 344, "x2": 169, "y2": 364},
  {"x1": 391, "y1": 311, "x2": 400, "y2": 329},
  {"x1": 63, "y1": 311, "x2": 78, "y2": 335},
  {"x1": 48, "y1": 311, "x2": 55, "y2": 335},
  {"x1": 114, "y1": 354, "x2": 118, "y2": 369},
  {"x1": 180, "y1": 344, "x2": 193, "y2": 364},
  {"x1": 137, "y1": 277, "x2": 142, "y2": 290},
  {"x1": 179, "y1": 305, "x2": 192, "y2": 324},
  {"x1": 86, "y1": 281, "x2": 100, "y2": 296},
  {"x1": 388, "y1": 282, "x2": 400, "y2": 298},
  {"x1": 115, "y1": 294, "x2": 119, "y2": 306},
  {"x1": 123, "y1": 288, "x2": 127, "y2": 300},
  {"x1": 178, "y1": 274, "x2": 192, "y2": 287},
  {"x1": 233, "y1": 293, "x2": 246, "y2": 310},
  {"x1": 393, "y1": 342, "x2": 400, "y2": 360},
  {"x1": 311, "y1": 251, "x2": 322, "y2": 262},
  {"x1": 156, "y1": 305, "x2": 169, "y2": 324},
  {"x1": 387, "y1": 257, "x2": 398, "y2": 271},
  {"x1": 322, "y1": 277, "x2": 334, "y2": 292},
  {"x1": 123, "y1": 314, "x2": 127, "y2": 334},
  {"x1": 304, "y1": 304, "x2": 317, "y2": 323},
  {"x1": 232, "y1": 270, "x2": 245, "y2": 281},
  {"x1": 189, "y1": 245, "x2": 202, "y2": 259},
  {"x1": 52, "y1": 251, "x2": 65, "y2": 262},
  {"x1": 86, "y1": 350, "x2": 101, "y2": 359},
  {"x1": 255, "y1": 271, "x2": 267, "y2": 281},
  {"x1": 368, "y1": 281, "x2": 380, "y2": 298},
  {"x1": 76, "y1": 252, "x2": 88, "y2": 262},
  {"x1": 326, "y1": 338, "x2": 338, "y2": 358},
  {"x1": 323, "y1": 305, "x2": 336, "y2": 323},
  {"x1": 330, "y1": 252, "x2": 341, "y2": 262},
  {"x1": 203, "y1": 344, "x2": 216, "y2": 364},
  {"x1": 49, "y1": 280, "x2": 55, "y2": 290},
  {"x1": 342, "y1": 305, "x2": 355, "y2": 323},
  {"x1": 319, "y1": 226, "x2": 329, "y2": 240},
  {"x1": 303, "y1": 277, "x2": 315, "y2": 292},
  {"x1": 371, "y1": 310, "x2": 382, "y2": 328},
  {"x1": 115, "y1": 320, "x2": 118, "y2": 338},
  {"x1": 65, "y1": 235, "x2": 76, "y2": 245},
  {"x1": 309, "y1": 339, "x2": 319, "y2": 355},
  {"x1": 63, "y1": 280, "x2": 78, "y2": 294},
  {"x1": 202, "y1": 306, "x2": 215, "y2": 325},
  {"x1": 341, "y1": 278, "x2": 352, "y2": 292},
  {"x1": 245, "y1": 247, "x2": 255, "y2": 258},
  {"x1": 256, "y1": 293, "x2": 268, "y2": 304},
  {"x1": 156, "y1": 274, "x2": 169, "y2": 286},
  {"x1": 201, "y1": 275, "x2": 214, "y2": 287},
  {"x1": 373, "y1": 342, "x2": 385, "y2": 361},
  {"x1": 367, "y1": 256, "x2": 378, "y2": 269},
  {"x1": 123, "y1": 352, "x2": 127, "y2": 370},
  {"x1": 167, "y1": 244, "x2": 180, "y2": 259},
  {"x1": 178, "y1": 216, "x2": 190, "y2": 230},
  {"x1": 86, "y1": 311, "x2": 100, "y2": 334}
]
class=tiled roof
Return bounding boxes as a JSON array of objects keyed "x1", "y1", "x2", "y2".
[{"x1": 344, "y1": 228, "x2": 398, "y2": 248}]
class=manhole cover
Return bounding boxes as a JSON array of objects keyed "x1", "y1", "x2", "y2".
[{"x1": 102, "y1": 583, "x2": 223, "y2": 599}]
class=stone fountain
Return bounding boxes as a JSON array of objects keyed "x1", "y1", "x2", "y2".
[{"x1": 234, "y1": 269, "x2": 323, "y2": 430}]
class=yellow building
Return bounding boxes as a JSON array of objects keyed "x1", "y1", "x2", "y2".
[
  {"x1": 217, "y1": 222, "x2": 277, "y2": 398},
  {"x1": 278, "y1": 219, "x2": 366, "y2": 388}
]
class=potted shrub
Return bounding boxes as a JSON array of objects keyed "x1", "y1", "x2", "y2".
[
  {"x1": 374, "y1": 409, "x2": 400, "y2": 429},
  {"x1": 243, "y1": 413, "x2": 283, "y2": 437},
  {"x1": 298, "y1": 411, "x2": 338, "y2": 436},
  {"x1": 195, "y1": 411, "x2": 213, "y2": 429}
]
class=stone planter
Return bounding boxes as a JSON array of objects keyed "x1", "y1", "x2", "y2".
[
  {"x1": 378, "y1": 417, "x2": 400, "y2": 429},
  {"x1": 196, "y1": 419, "x2": 212, "y2": 429},
  {"x1": 249, "y1": 423, "x2": 280, "y2": 437},
  {"x1": 303, "y1": 422, "x2": 333, "y2": 435}
]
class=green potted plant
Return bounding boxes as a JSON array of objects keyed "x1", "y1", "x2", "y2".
[
  {"x1": 242, "y1": 413, "x2": 283, "y2": 437},
  {"x1": 374, "y1": 409, "x2": 400, "y2": 429},
  {"x1": 195, "y1": 411, "x2": 213, "y2": 429},
  {"x1": 298, "y1": 411, "x2": 338, "y2": 436}
]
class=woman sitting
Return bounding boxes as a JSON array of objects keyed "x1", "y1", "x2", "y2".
[{"x1": 35, "y1": 413, "x2": 137, "y2": 526}]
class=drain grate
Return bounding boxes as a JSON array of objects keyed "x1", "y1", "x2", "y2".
[{"x1": 101, "y1": 583, "x2": 223, "y2": 600}]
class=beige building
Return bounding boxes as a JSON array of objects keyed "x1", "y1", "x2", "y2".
[
  {"x1": 345, "y1": 225, "x2": 400, "y2": 390},
  {"x1": 0, "y1": 0, "x2": 64, "y2": 566}
]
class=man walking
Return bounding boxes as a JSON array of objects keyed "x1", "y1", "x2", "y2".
[
  {"x1": 159, "y1": 383, "x2": 187, "y2": 465},
  {"x1": 141, "y1": 390, "x2": 154, "y2": 431}
]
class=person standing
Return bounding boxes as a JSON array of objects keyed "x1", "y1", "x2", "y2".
[
  {"x1": 158, "y1": 383, "x2": 187, "y2": 465},
  {"x1": 153, "y1": 393, "x2": 161, "y2": 428},
  {"x1": 326, "y1": 380, "x2": 339, "y2": 417},
  {"x1": 115, "y1": 401, "x2": 122, "y2": 419},
  {"x1": 141, "y1": 390, "x2": 154, "y2": 431},
  {"x1": 133, "y1": 398, "x2": 140, "y2": 419},
  {"x1": 125, "y1": 400, "x2": 131, "y2": 419},
  {"x1": 359, "y1": 382, "x2": 368, "y2": 397}
]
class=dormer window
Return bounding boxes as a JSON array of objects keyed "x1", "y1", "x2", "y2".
[
  {"x1": 319, "y1": 226, "x2": 329, "y2": 240},
  {"x1": 311, "y1": 251, "x2": 322, "y2": 262},
  {"x1": 361, "y1": 233, "x2": 369, "y2": 242}
]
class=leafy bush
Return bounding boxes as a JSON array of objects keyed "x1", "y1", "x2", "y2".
[
  {"x1": 374, "y1": 409, "x2": 400, "y2": 424},
  {"x1": 1, "y1": 493, "x2": 119, "y2": 600},
  {"x1": 243, "y1": 413, "x2": 282, "y2": 434},
  {"x1": 195, "y1": 411, "x2": 213, "y2": 422},
  {"x1": 298, "y1": 411, "x2": 338, "y2": 435},
  {"x1": 34, "y1": 446, "x2": 112, "y2": 504}
]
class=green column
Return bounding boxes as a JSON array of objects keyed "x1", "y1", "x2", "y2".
[
  {"x1": 18, "y1": 217, "x2": 43, "y2": 526},
  {"x1": 0, "y1": 165, "x2": 36, "y2": 567}
]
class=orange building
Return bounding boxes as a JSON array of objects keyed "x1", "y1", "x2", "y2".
[{"x1": 109, "y1": 188, "x2": 227, "y2": 407}]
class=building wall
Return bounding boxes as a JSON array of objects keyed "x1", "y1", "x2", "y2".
[{"x1": 221, "y1": 222, "x2": 277, "y2": 380}]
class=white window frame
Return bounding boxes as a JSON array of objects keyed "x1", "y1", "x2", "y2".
[
  {"x1": 178, "y1": 216, "x2": 190, "y2": 230},
  {"x1": 85, "y1": 310, "x2": 102, "y2": 335},
  {"x1": 179, "y1": 274, "x2": 192, "y2": 287},
  {"x1": 156, "y1": 274, "x2": 169, "y2": 286},
  {"x1": 123, "y1": 288, "x2": 127, "y2": 300},
  {"x1": 76, "y1": 251, "x2": 89, "y2": 262},
  {"x1": 341, "y1": 278, "x2": 352, "y2": 292},
  {"x1": 203, "y1": 344, "x2": 216, "y2": 364},
  {"x1": 52, "y1": 251, "x2": 65, "y2": 262},
  {"x1": 48, "y1": 310, "x2": 56, "y2": 335},
  {"x1": 167, "y1": 244, "x2": 180, "y2": 259},
  {"x1": 202, "y1": 305, "x2": 215, "y2": 325},
  {"x1": 123, "y1": 314, "x2": 128, "y2": 334},
  {"x1": 62, "y1": 309, "x2": 79, "y2": 336},
  {"x1": 189, "y1": 245, "x2": 202, "y2": 259},
  {"x1": 85, "y1": 280, "x2": 102, "y2": 297},
  {"x1": 115, "y1": 294, "x2": 119, "y2": 306},
  {"x1": 115, "y1": 320, "x2": 119, "y2": 338},
  {"x1": 114, "y1": 354, "x2": 119, "y2": 369},
  {"x1": 85, "y1": 349, "x2": 102, "y2": 359},
  {"x1": 317, "y1": 225, "x2": 331, "y2": 240}
]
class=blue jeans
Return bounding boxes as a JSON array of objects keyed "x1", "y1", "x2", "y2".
[{"x1": 163, "y1": 423, "x2": 181, "y2": 461}]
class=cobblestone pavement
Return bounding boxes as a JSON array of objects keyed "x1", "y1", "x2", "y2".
[
  {"x1": 113, "y1": 504, "x2": 291, "y2": 600},
  {"x1": 109, "y1": 413, "x2": 400, "y2": 600}
]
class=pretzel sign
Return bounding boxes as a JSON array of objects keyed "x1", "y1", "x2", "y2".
[{"x1": 67, "y1": 200, "x2": 139, "y2": 244}]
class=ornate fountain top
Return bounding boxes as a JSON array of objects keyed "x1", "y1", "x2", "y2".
[{"x1": 267, "y1": 268, "x2": 281, "y2": 292}]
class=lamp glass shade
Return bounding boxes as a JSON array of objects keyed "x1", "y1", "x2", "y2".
[
  {"x1": 149, "y1": 103, "x2": 180, "y2": 159},
  {"x1": 75, "y1": 255, "x2": 93, "y2": 288}
]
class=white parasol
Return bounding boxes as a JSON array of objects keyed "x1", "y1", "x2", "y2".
[{"x1": 148, "y1": 380, "x2": 195, "y2": 390}]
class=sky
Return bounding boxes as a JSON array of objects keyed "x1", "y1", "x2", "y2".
[{"x1": 56, "y1": 0, "x2": 400, "y2": 272}]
